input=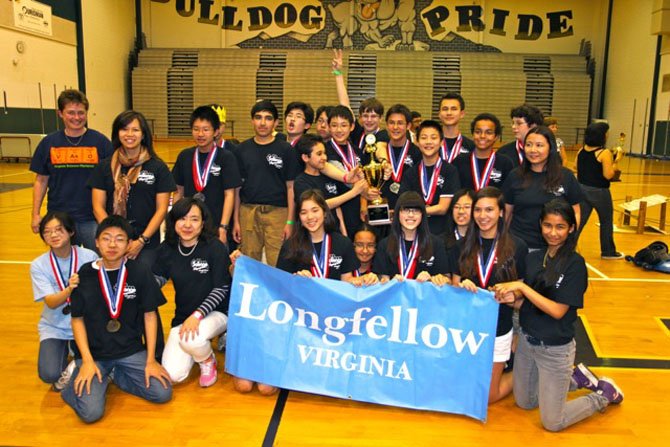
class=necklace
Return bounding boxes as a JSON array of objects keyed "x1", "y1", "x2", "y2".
[
  {"x1": 178, "y1": 241, "x2": 198, "y2": 257},
  {"x1": 64, "y1": 129, "x2": 86, "y2": 146}
]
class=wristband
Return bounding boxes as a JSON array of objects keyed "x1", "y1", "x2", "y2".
[
  {"x1": 286, "y1": 220, "x2": 294, "y2": 225},
  {"x1": 343, "y1": 173, "x2": 349, "y2": 183},
  {"x1": 219, "y1": 224, "x2": 230, "y2": 230},
  {"x1": 332, "y1": 69, "x2": 342, "y2": 76},
  {"x1": 192, "y1": 310, "x2": 204, "y2": 321},
  {"x1": 138, "y1": 235, "x2": 150, "y2": 245}
]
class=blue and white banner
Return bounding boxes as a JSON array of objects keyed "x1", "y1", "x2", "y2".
[{"x1": 226, "y1": 257, "x2": 499, "y2": 421}]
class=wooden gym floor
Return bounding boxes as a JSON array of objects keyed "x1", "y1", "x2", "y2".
[{"x1": 0, "y1": 143, "x2": 668, "y2": 446}]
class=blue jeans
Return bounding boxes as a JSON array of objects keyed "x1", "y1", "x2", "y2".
[
  {"x1": 579, "y1": 184, "x2": 617, "y2": 256},
  {"x1": 74, "y1": 220, "x2": 98, "y2": 251},
  {"x1": 38, "y1": 338, "x2": 70, "y2": 384},
  {"x1": 513, "y1": 334, "x2": 609, "y2": 432},
  {"x1": 61, "y1": 350, "x2": 172, "y2": 423}
]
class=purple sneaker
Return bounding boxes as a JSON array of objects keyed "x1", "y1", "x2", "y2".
[
  {"x1": 597, "y1": 377, "x2": 624, "y2": 404},
  {"x1": 199, "y1": 354, "x2": 218, "y2": 388},
  {"x1": 572, "y1": 363, "x2": 599, "y2": 391}
]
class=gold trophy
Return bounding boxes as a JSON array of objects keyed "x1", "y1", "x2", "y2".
[{"x1": 362, "y1": 134, "x2": 390, "y2": 225}]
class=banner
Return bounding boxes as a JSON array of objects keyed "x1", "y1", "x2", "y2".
[{"x1": 226, "y1": 256, "x2": 499, "y2": 421}]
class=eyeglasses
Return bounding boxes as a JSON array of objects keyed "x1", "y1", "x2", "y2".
[
  {"x1": 512, "y1": 119, "x2": 528, "y2": 127},
  {"x1": 400, "y1": 208, "x2": 421, "y2": 215},
  {"x1": 353, "y1": 242, "x2": 376, "y2": 250},
  {"x1": 453, "y1": 205, "x2": 472, "y2": 212},
  {"x1": 99, "y1": 236, "x2": 128, "y2": 245},
  {"x1": 43, "y1": 226, "x2": 66, "y2": 237}
]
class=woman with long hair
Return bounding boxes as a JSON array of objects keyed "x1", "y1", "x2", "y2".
[
  {"x1": 494, "y1": 199, "x2": 624, "y2": 431},
  {"x1": 443, "y1": 188, "x2": 476, "y2": 251},
  {"x1": 153, "y1": 198, "x2": 229, "y2": 388},
  {"x1": 89, "y1": 110, "x2": 176, "y2": 268},
  {"x1": 30, "y1": 211, "x2": 98, "y2": 390},
  {"x1": 451, "y1": 187, "x2": 527, "y2": 403},
  {"x1": 373, "y1": 191, "x2": 450, "y2": 285},
  {"x1": 502, "y1": 126, "x2": 582, "y2": 251},
  {"x1": 350, "y1": 223, "x2": 380, "y2": 286},
  {"x1": 576, "y1": 122, "x2": 623, "y2": 259}
]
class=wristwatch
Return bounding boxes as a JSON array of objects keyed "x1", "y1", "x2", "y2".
[
  {"x1": 138, "y1": 234, "x2": 150, "y2": 244},
  {"x1": 219, "y1": 224, "x2": 230, "y2": 230}
]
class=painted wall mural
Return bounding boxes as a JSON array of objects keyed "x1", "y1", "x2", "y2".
[{"x1": 146, "y1": 0, "x2": 601, "y2": 53}]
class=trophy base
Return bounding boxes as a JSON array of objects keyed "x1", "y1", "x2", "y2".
[{"x1": 367, "y1": 203, "x2": 391, "y2": 226}]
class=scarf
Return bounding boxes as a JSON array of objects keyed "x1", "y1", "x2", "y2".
[{"x1": 111, "y1": 146, "x2": 151, "y2": 217}]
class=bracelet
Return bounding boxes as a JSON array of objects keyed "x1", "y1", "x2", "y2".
[
  {"x1": 332, "y1": 69, "x2": 342, "y2": 76},
  {"x1": 286, "y1": 220, "x2": 294, "y2": 225},
  {"x1": 343, "y1": 173, "x2": 349, "y2": 183},
  {"x1": 192, "y1": 310, "x2": 204, "y2": 321},
  {"x1": 219, "y1": 224, "x2": 230, "y2": 230},
  {"x1": 138, "y1": 235, "x2": 150, "y2": 245}
]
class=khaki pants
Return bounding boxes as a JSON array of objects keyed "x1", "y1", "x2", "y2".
[{"x1": 239, "y1": 203, "x2": 287, "y2": 267}]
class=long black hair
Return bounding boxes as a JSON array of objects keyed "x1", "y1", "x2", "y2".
[
  {"x1": 521, "y1": 125, "x2": 563, "y2": 192},
  {"x1": 386, "y1": 191, "x2": 433, "y2": 261},
  {"x1": 285, "y1": 189, "x2": 338, "y2": 264},
  {"x1": 111, "y1": 110, "x2": 159, "y2": 158},
  {"x1": 458, "y1": 187, "x2": 518, "y2": 283},
  {"x1": 443, "y1": 188, "x2": 476, "y2": 249},
  {"x1": 164, "y1": 197, "x2": 218, "y2": 247},
  {"x1": 533, "y1": 199, "x2": 578, "y2": 289}
]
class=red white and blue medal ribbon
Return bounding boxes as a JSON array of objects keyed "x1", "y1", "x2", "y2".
[
  {"x1": 388, "y1": 140, "x2": 410, "y2": 182},
  {"x1": 330, "y1": 139, "x2": 357, "y2": 171},
  {"x1": 290, "y1": 136, "x2": 300, "y2": 147},
  {"x1": 310, "y1": 234, "x2": 331, "y2": 278},
  {"x1": 471, "y1": 153, "x2": 496, "y2": 191},
  {"x1": 454, "y1": 229, "x2": 463, "y2": 241},
  {"x1": 98, "y1": 261, "x2": 128, "y2": 320},
  {"x1": 440, "y1": 134, "x2": 463, "y2": 163},
  {"x1": 419, "y1": 158, "x2": 442, "y2": 204},
  {"x1": 50, "y1": 247, "x2": 78, "y2": 299},
  {"x1": 515, "y1": 140, "x2": 524, "y2": 165},
  {"x1": 192, "y1": 145, "x2": 218, "y2": 192},
  {"x1": 398, "y1": 237, "x2": 419, "y2": 279},
  {"x1": 477, "y1": 237, "x2": 498, "y2": 288}
]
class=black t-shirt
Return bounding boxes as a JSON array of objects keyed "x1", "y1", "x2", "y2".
[
  {"x1": 502, "y1": 167, "x2": 583, "y2": 249},
  {"x1": 452, "y1": 152, "x2": 514, "y2": 191},
  {"x1": 441, "y1": 135, "x2": 475, "y2": 162},
  {"x1": 351, "y1": 124, "x2": 390, "y2": 159},
  {"x1": 373, "y1": 234, "x2": 448, "y2": 278},
  {"x1": 172, "y1": 146, "x2": 242, "y2": 225},
  {"x1": 29, "y1": 129, "x2": 114, "y2": 221},
  {"x1": 325, "y1": 139, "x2": 363, "y2": 171},
  {"x1": 276, "y1": 232, "x2": 359, "y2": 280},
  {"x1": 70, "y1": 260, "x2": 167, "y2": 361},
  {"x1": 381, "y1": 142, "x2": 423, "y2": 210},
  {"x1": 399, "y1": 161, "x2": 460, "y2": 236},
  {"x1": 450, "y1": 235, "x2": 528, "y2": 336},
  {"x1": 153, "y1": 239, "x2": 231, "y2": 327},
  {"x1": 233, "y1": 137, "x2": 299, "y2": 206},
  {"x1": 496, "y1": 141, "x2": 524, "y2": 168},
  {"x1": 88, "y1": 156, "x2": 176, "y2": 247},
  {"x1": 294, "y1": 172, "x2": 349, "y2": 231},
  {"x1": 521, "y1": 250, "x2": 587, "y2": 343},
  {"x1": 325, "y1": 140, "x2": 364, "y2": 237}
]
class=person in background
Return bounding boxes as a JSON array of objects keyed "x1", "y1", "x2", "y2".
[{"x1": 544, "y1": 116, "x2": 568, "y2": 166}]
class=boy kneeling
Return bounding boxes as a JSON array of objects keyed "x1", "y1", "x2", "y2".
[{"x1": 62, "y1": 215, "x2": 172, "y2": 423}]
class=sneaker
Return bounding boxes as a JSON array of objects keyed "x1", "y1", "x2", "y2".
[
  {"x1": 601, "y1": 252, "x2": 625, "y2": 260},
  {"x1": 572, "y1": 363, "x2": 599, "y2": 391},
  {"x1": 199, "y1": 354, "x2": 218, "y2": 388},
  {"x1": 596, "y1": 377, "x2": 624, "y2": 404},
  {"x1": 52, "y1": 360, "x2": 76, "y2": 392}
]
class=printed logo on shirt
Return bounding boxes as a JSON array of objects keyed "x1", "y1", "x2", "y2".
[
  {"x1": 266, "y1": 154, "x2": 284, "y2": 169},
  {"x1": 50, "y1": 146, "x2": 99, "y2": 166},
  {"x1": 124, "y1": 284, "x2": 137, "y2": 300},
  {"x1": 490, "y1": 169, "x2": 502, "y2": 182},
  {"x1": 325, "y1": 183, "x2": 338, "y2": 194},
  {"x1": 556, "y1": 274, "x2": 565, "y2": 288},
  {"x1": 437, "y1": 176, "x2": 445, "y2": 187},
  {"x1": 137, "y1": 170, "x2": 156, "y2": 185},
  {"x1": 329, "y1": 254, "x2": 343, "y2": 270},
  {"x1": 210, "y1": 164, "x2": 221, "y2": 177},
  {"x1": 404, "y1": 158, "x2": 414, "y2": 166},
  {"x1": 191, "y1": 258, "x2": 210, "y2": 274},
  {"x1": 551, "y1": 185, "x2": 566, "y2": 196},
  {"x1": 422, "y1": 255, "x2": 435, "y2": 267},
  {"x1": 461, "y1": 148, "x2": 470, "y2": 154}
]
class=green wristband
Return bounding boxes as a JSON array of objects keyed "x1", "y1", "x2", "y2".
[
  {"x1": 286, "y1": 220, "x2": 294, "y2": 225},
  {"x1": 332, "y1": 69, "x2": 342, "y2": 76}
]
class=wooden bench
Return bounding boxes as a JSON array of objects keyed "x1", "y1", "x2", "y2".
[{"x1": 618, "y1": 194, "x2": 668, "y2": 234}]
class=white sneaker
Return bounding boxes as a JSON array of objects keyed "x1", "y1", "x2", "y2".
[{"x1": 52, "y1": 360, "x2": 76, "y2": 392}]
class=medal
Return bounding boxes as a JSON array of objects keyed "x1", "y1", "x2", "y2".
[
  {"x1": 49, "y1": 247, "x2": 77, "y2": 315},
  {"x1": 477, "y1": 236, "x2": 498, "y2": 288},
  {"x1": 398, "y1": 237, "x2": 419, "y2": 279},
  {"x1": 310, "y1": 234, "x2": 332, "y2": 278},
  {"x1": 329, "y1": 139, "x2": 358, "y2": 172},
  {"x1": 419, "y1": 158, "x2": 442, "y2": 204},
  {"x1": 470, "y1": 153, "x2": 496, "y2": 191},
  {"x1": 106, "y1": 319, "x2": 121, "y2": 333},
  {"x1": 440, "y1": 134, "x2": 463, "y2": 163},
  {"x1": 98, "y1": 260, "x2": 128, "y2": 333},
  {"x1": 515, "y1": 140, "x2": 524, "y2": 165},
  {"x1": 388, "y1": 140, "x2": 410, "y2": 183},
  {"x1": 389, "y1": 182, "x2": 400, "y2": 194},
  {"x1": 192, "y1": 145, "x2": 217, "y2": 196},
  {"x1": 193, "y1": 192, "x2": 206, "y2": 201}
]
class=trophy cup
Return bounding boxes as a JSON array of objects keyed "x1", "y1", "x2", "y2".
[{"x1": 362, "y1": 134, "x2": 390, "y2": 225}]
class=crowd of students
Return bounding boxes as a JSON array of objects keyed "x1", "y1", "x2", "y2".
[{"x1": 28, "y1": 56, "x2": 625, "y2": 429}]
